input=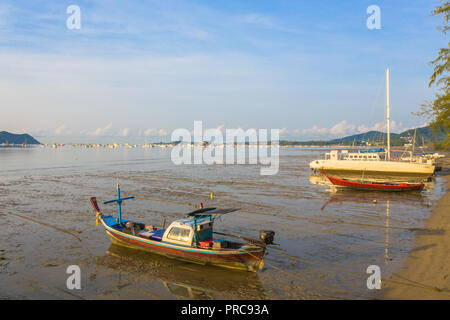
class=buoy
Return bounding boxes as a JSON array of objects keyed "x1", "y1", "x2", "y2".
[
  {"x1": 200, "y1": 202, "x2": 203, "y2": 208},
  {"x1": 210, "y1": 192, "x2": 213, "y2": 199}
]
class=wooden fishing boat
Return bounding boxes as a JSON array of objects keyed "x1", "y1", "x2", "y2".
[
  {"x1": 321, "y1": 169, "x2": 425, "y2": 192},
  {"x1": 91, "y1": 185, "x2": 273, "y2": 272}
]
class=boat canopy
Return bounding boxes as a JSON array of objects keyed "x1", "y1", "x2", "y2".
[
  {"x1": 186, "y1": 208, "x2": 240, "y2": 217},
  {"x1": 359, "y1": 148, "x2": 385, "y2": 153}
]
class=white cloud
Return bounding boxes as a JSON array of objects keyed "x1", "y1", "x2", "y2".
[
  {"x1": 358, "y1": 120, "x2": 406, "y2": 134},
  {"x1": 329, "y1": 120, "x2": 355, "y2": 136},
  {"x1": 144, "y1": 128, "x2": 168, "y2": 137},
  {"x1": 301, "y1": 125, "x2": 329, "y2": 137},
  {"x1": 119, "y1": 128, "x2": 130, "y2": 137},
  {"x1": 158, "y1": 129, "x2": 168, "y2": 136},
  {"x1": 284, "y1": 119, "x2": 410, "y2": 140},
  {"x1": 279, "y1": 127, "x2": 288, "y2": 137},
  {"x1": 54, "y1": 124, "x2": 71, "y2": 135},
  {"x1": 91, "y1": 123, "x2": 113, "y2": 136}
]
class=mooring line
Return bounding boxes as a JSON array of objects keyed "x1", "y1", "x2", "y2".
[
  {"x1": 239, "y1": 248, "x2": 375, "y2": 299},
  {"x1": 384, "y1": 273, "x2": 450, "y2": 295},
  {"x1": 269, "y1": 249, "x2": 366, "y2": 278},
  {"x1": 270, "y1": 248, "x2": 450, "y2": 296},
  {"x1": 0, "y1": 209, "x2": 94, "y2": 258}
]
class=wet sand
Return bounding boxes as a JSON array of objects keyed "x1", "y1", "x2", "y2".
[
  {"x1": 0, "y1": 147, "x2": 447, "y2": 299},
  {"x1": 382, "y1": 158, "x2": 450, "y2": 299}
]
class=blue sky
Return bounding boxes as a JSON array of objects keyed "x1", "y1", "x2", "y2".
[{"x1": 0, "y1": 0, "x2": 447, "y2": 142}]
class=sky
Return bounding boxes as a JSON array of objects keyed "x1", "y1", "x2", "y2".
[{"x1": 0, "y1": 0, "x2": 448, "y2": 142}]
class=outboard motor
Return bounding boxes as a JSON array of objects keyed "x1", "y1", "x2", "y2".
[{"x1": 259, "y1": 230, "x2": 275, "y2": 245}]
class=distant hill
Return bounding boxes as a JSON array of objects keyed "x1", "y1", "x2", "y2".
[
  {"x1": 328, "y1": 126, "x2": 446, "y2": 144},
  {"x1": 280, "y1": 126, "x2": 446, "y2": 146},
  {"x1": 0, "y1": 131, "x2": 40, "y2": 145}
]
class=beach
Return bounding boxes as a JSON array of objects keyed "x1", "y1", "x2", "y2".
[
  {"x1": 1, "y1": 146, "x2": 446, "y2": 299},
  {"x1": 381, "y1": 157, "x2": 450, "y2": 299}
]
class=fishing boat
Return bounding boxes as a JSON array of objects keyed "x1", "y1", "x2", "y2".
[
  {"x1": 91, "y1": 185, "x2": 274, "y2": 272},
  {"x1": 309, "y1": 69, "x2": 435, "y2": 178},
  {"x1": 321, "y1": 169, "x2": 425, "y2": 192}
]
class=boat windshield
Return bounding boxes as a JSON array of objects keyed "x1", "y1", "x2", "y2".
[{"x1": 167, "y1": 227, "x2": 191, "y2": 242}]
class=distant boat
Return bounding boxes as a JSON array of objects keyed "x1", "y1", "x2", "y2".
[
  {"x1": 310, "y1": 69, "x2": 435, "y2": 178},
  {"x1": 321, "y1": 169, "x2": 425, "y2": 192}
]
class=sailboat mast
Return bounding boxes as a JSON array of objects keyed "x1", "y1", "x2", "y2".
[
  {"x1": 386, "y1": 68, "x2": 391, "y2": 161},
  {"x1": 412, "y1": 128, "x2": 417, "y2": 160}
]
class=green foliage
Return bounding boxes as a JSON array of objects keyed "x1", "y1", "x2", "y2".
[
  {"x1": 418, "y1": 1, "x2": 450, "y2": 150},
  {"x1": 432, "y1": 1, "x2": 450, "y2": 36}
]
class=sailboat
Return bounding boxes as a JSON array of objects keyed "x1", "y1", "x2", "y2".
[{"x1": 309, "y1": 69, "x2": 435, "y2": 178}]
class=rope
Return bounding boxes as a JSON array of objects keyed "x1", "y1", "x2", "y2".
[
  {"x1": 384, "y1": 273, "x2": 450, "y2": 295},
  {"x1": 238, "y1": 247, "x2": 376, "y2": 299},
  {"x1": 0, "y1": 209, "x2": 94, "y2": 258}
]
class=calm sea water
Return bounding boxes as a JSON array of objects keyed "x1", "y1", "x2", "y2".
[{"x1": 0, "y1": 146, "x2": 446, "y2": 299}]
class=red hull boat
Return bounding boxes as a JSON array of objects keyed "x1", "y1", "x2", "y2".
[{"x1": 321, "y1": 170, "x2": 425, "y2": 192}]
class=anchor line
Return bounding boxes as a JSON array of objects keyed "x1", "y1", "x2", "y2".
[{"x1": 0, "y1": 209, "x2": 94, "y2": 258}]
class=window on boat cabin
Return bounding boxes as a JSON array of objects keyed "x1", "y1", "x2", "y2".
[{"x1": 167, "y1": 227, "x2": 191, "y2": 242}]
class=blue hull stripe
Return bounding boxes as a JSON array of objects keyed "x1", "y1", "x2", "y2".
[{"x1": 102, "y1": 217, "x2": 263, "y2": 256}]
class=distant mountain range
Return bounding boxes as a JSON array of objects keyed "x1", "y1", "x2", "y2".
[
  {"x1": 281, "y1": 126, "x2": 446, "y2": 146},
  {"x1": 328, "y1": 126, "x2": 446, "y2": 144},
  {"x1": 0, "y1": 126, "x2": 445, "y2": 147},
  {"x1": 0, "y1": 131, "x2": 40, "y2": 145}
]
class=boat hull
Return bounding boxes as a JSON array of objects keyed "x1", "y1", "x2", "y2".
[
  {"x1": 101, "y1": 218, "x2": 265, "y2": 272},
  {"x1": 323, "y1": 172, "x2": 425, "y2": 192},
  {"x1": 310, "y1": 159, "x2": 435, "y2": 178}
]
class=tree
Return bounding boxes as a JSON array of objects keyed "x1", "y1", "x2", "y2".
[{"x1": 418, "y1": 1, "x2": 450, "y2": 150}]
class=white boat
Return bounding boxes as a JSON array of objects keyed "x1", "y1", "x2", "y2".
[{"x1": 310, "y1": 69, "x2": 436, "y2": 178}]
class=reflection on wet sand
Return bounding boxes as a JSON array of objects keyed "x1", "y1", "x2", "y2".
[
  {"x1": 385, "y1": 201, "x2": 390, "y2": 264},
  {"x1": 96, "y1": 244, "x2": 266, "y2": 299},
  {"x1": 319, "y1": 190, "x2": 427, "y2": 211}
]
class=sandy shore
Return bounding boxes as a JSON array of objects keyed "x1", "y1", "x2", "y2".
[{"x1": 381, "y1": 157, "x2": 450, "y2": 299}]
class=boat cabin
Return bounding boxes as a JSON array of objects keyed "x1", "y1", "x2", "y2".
[
  {"x1": 161, "y1": 218, "x2": 214, "y2": 247},
  {"x1": 134, "y1": 217, "x2": 218, "y2": 248},
  {"x1": 342, "y1": 152, "x2": 381, "y2": 161},
  {"x1": 324, "y1": 150, "x2": 381, "y2": 161}
]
